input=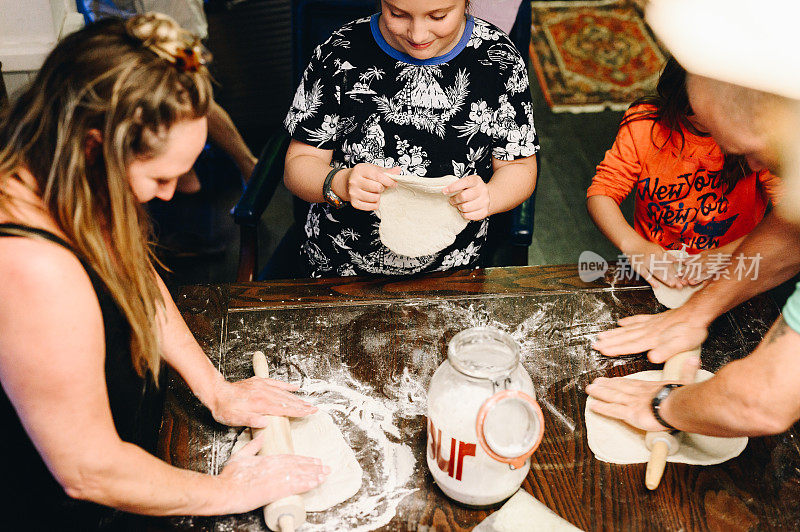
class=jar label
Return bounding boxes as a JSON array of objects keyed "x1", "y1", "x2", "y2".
[{"x1": 427, "y1": 417, "x2": 476, "y2": 481}]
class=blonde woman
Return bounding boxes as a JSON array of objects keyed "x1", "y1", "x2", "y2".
[{"x1": 0, "y1": 14, "x2": 327, "y2": 528}]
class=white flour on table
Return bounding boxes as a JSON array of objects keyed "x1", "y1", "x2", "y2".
[{"x1": 297, "y1": 369, "x2": 417, "y2": 532}]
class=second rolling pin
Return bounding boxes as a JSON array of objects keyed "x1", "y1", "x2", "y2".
[
  {"x1": 644, "y1": 348, "x2": 699, "y2": 490},
  {"x1": 252, "y1": 351, "x2": 306, "y2": 532}
]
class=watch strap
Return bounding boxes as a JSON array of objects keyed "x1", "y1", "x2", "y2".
[
  {"x1": 651, "y1": 383, "x2": 682, "y2": 431},
  {"x1": 323, "y1": 165, "x2": 346, "y2": 209}
]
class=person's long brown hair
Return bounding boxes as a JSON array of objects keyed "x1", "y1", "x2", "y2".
[
  {"x1": 0, "y1": 14, "x2": 212, "y2": 380},
  {"x1": 621, "y1": 56, "x2": 750, "y2": 194}
]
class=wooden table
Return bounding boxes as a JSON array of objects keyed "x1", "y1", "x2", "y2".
[{"x1": 159, "y1": 265, "x2": 800, "y2": 531}]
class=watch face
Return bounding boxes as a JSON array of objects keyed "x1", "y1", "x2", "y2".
[
  {"x1": 324, "y1": 188, "x2": 344, "y2": 209},
  {"x1": 652, "y1": 384, "x2": 681, "y2": 431},
  {"x1": 656, "y1": 384, "x2": 679, "y2": 401}
]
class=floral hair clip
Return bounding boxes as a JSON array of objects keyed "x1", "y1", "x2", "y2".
[
  {"x1": 170, "y1": 41, "x2": 207, "y2": 73},
  {"x1": 128, "y1": 14, "x2": 210, "y2": 73},
  {"x1": 143, "y1": 39, "x2": 209, "y2": 73}
]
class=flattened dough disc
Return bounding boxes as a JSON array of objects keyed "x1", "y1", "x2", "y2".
[
  {"x1": 376, "y1": 174, "x2": 469, "y2": 257},
  {"x1": 651, "y1": 249, "x2": 705, "y2": 308},
  {"x1": 652, "y1": 280, "x2": 705, "y2": 309},
  {"x1": 585, "y1": 370, "x2": 748, "y2": 465},
  {"x1": 232, "y1": 410, "x2": 363, "y2": 511}
]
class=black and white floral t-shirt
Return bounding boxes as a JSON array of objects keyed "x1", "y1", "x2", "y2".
[{"x1": 285, "y1": 14, "x2": 539, "y2": 277}]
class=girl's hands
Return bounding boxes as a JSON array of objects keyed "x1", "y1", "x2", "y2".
[
  {"x1": 677, "y1": 249, "x2": 731, "y2": 285},
  {"x1": 207, "y1": 376, "x2": 317, "y2": 428},
  {"x1": 218, "y1": 433, "x2": 330, "y2": 514},
  {"x1": 624, "y1": 241, "x2": 686, "y2": 288},
  {"x1": 342, "y1": 164, "x2": 400, "y2": 211},
  {"x1": 443, "y1": 174, "x2": 491, "y2": 221}
]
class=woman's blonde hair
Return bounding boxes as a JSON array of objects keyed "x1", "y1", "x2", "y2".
[{"x1": 0, "y1": 13, "x2": 212, "y2": 380}]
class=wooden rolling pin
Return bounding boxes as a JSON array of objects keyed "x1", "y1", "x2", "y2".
[
  {"x1": 644, "y1": 349, "x2": 699, "y2": 490},
  {"x1": 251, "y1": 351, "x2": 306, "y2": 532}
]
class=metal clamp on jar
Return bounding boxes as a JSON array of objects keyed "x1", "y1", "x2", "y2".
[{"x1": 426, "y1": 327, "x2": 545, "y2": 506}]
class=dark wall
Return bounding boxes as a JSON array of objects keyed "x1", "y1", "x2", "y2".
[
  {"x1": 206, "y1": 0, "x2": 293, "y2": 150},
  {"x1": 0, "y1": 61, "x2": 8, "y2": 108}
]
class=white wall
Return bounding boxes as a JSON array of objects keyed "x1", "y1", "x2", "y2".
[{"x1": 0, "y1": 0, "x2": 84, "y2": 97}]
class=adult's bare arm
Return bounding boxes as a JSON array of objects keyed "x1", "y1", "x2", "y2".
[
  {"x1": 0, "y1": 240, "x2": 326, "y2": 516},
  {"x1": 593, "y1": 210, "x2": 800, "y2": 361},
  {"x1": 153, "y1": 272, "x2": 317, "y2": 427},
  {"x1": 207, "y1": 101, "x2": 257, "y2": 180},
  {"x1": 587, "y1": 316, "x2": 800, "y2": 437}
]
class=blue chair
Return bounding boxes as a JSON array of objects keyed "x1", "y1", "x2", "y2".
[
  {"x1": 74, "y1": 0, "x2": 96, "y2": 23},
  {"x1": 75, "y1": 0, "x2": 130, "y2": 23},
  {"x1": 232, "y1": 0, "x2": 538, "y2": 280}
]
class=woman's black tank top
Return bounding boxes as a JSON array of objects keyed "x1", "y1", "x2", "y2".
[{"x1": 0, "y1": 223, "x2": 163, "y2": 530}]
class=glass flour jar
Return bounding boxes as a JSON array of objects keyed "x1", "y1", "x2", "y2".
[{"x1": 426, "y1": 327, "x2": 545, "y2": 506}]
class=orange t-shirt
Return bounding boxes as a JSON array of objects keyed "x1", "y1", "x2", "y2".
[{"x1": 587, "y1": 106, "x2": 781, "y2": 253}]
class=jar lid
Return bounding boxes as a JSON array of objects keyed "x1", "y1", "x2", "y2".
[{"x1": 447, "y1": 327, "x2": 520, "y2": 381}]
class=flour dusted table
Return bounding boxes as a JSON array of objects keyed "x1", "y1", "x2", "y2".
[{"x1": 157, "y1": 265, "x2": 800, "y2": 531}]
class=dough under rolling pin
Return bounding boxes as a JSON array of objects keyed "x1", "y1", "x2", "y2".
[
  {"x1": 584, "y1": 370, "x2": 748, "y2": 465},
  {"x1": 251, "y1": 351, "x2": 306, "y2": 532},
  {"x1": 644, "y1": 349, "x2": 699, "y2": 490}
]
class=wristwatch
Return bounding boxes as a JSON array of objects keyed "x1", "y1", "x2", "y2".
[
  {"x1": 651, "y1": 383, "x2": 682, "y2": 431},
  {"x1": 323, "y1": 164, "x2": 346, "y2": 209}
]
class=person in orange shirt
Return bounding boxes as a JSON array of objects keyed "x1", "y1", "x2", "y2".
[{"x1": 587, "y1": 57, "x2": 780, "y2": 288}]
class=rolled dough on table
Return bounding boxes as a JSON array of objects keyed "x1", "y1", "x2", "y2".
[
  {"x1": 231, "y1": 410, "x2": 363, "y2": 511},
  {"x1": 376, "y1": 174, "x2": 469, "y2": 257},
  {"x1": 585, "y1": 370, "x2": 748, "y2": 465}
]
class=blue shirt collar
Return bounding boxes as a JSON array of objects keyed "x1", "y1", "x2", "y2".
[{"x1": 370, "y1": 13, "x2": 474, "y2": 66}]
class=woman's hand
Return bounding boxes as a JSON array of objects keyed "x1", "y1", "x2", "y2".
[
  {"x1": 207, "y1": 376, "x2": 317, "y2": 428},
  {"x1": 623, "y1": 241, "x2": 685, "y2": 288},
  {"x1": 340, "y1": 164, "x2": 399, "y2": 211},
  {"x1": 218, "y1": 434, "x2": 330, "y2": 514},
  {"x1": 443, "y1": 174, "x2": 490, "y2": 221}
]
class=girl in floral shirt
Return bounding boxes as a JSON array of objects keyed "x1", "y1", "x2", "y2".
[{"x1": 283, "y1": 0, "x2": 539, "y2": 277}]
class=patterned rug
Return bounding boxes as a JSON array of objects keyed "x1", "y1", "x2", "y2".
[{"x1": 529, "y1": 0, "x2": 666, "y2": 113}]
